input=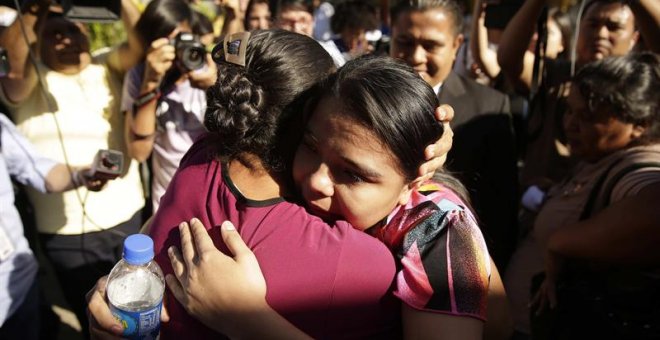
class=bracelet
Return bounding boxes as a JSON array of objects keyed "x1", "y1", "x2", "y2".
[{"x1": 132, "y1": 88, "x2": 161, "y2": 114}]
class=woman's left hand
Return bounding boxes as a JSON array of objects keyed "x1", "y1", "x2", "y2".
[
  {"x1": 414, "y1": 104, "x2": 455, "y2": 187},
  {"x1": 166, "y1": 219, "x2": 268, "y2": 335}
]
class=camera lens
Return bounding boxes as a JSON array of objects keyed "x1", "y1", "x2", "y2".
[
  {"x1": 173, "y1": 33, "x2": 207, "y2": 72},
  {"x1": 188, "y1": 49, "x2": 202, "y2": 62},
  {"x1": 182, "y1": 46, "x2": 206, "y2": 71}
]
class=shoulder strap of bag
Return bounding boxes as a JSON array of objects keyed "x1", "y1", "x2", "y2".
[{"x1": 580, "y1": 160, "x2": 660, "y2": 220}]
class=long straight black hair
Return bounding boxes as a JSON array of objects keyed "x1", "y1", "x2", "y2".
[
  {"x1": 134, "y1": 0, "x2": 193, "y2": 50},
  {"x1": 308, "y1": 55, "x2": 472, "y2": 203}
]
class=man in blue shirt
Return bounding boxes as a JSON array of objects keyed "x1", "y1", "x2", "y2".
[{"x1": 0, "y1": 113, "x2": 105, "y2": 340}]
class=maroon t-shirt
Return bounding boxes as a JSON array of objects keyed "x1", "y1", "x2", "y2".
[{"x1": 150, "y1": 136, "x2": 400, "y2": 339}]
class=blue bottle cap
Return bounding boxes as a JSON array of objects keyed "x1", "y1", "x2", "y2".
[{"x1": 123, "y1": 234, "x2": 154, "y2": 265}]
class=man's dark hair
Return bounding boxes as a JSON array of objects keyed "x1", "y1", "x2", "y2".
[
  {"x1": 390, "y1": 0, "x2": 464, "y2": 37},
  {"x1": 582, "y1": 0, "x2": 633, "y2": 19}
]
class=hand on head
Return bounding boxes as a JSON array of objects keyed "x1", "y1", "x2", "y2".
[{"x1": 414, "y1": 104, "x2": 454, "y2": 188}]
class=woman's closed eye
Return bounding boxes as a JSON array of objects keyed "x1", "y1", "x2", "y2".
[{"x1": 343, "y1": 169, "x2": 366, "y2": 184}]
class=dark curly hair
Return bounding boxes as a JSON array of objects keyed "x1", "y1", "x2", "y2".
[
  {"x1": 204, "y1": 29, "x2": 335, "y2": 171},
  {"x1": 573, "y1": 52, "x2": 660, "y2": 144}
]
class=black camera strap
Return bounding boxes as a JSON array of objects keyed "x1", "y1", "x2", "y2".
[{"x1": 158, "y1": 67, "x2": 182, "y2": 98}]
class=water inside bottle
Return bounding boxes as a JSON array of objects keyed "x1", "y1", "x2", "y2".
[{"x1": 107, "y1": 270, "x2": 164, "y2": 312}]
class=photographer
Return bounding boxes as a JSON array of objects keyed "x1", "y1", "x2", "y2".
[
  {"x1": 123, "y1": 0, "x2": 217, "y2": 213},
  {"x1": 0, "y1": 0, "x2": 144, "y2": 338}
]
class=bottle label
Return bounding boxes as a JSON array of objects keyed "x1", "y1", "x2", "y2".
[{"x1": 110, "y1": 300, "x2": 162, "y2": 340}]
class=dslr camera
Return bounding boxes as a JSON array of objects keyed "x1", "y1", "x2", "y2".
[{"x1": 171, "y1": 32, "x2": 207, "y2": 72}]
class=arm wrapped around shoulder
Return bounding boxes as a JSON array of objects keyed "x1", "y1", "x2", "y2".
[{"x1": 393, "y1": 207, "x2": 491, "y2": 321}]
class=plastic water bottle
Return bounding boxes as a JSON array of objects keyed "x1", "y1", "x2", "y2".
[{"x1": 107, "y1": 234, "x2": 165, "y2": 339}]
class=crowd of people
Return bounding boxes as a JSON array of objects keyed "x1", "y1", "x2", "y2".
[{"x1": 0, "y1": 0, "x2": 658, "y2": 339}]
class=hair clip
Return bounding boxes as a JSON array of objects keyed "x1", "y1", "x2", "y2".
[{"x1": 211, "y1": 31, "x2": 251, "y2": 67}]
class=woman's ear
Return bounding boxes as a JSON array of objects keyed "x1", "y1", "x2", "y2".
[
  {"x1": 631, "y1": 124, "x2": 646, "y2": 139},
  {"x1": 398, "y1": 185, "x2": 414, "y2": 206}
]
